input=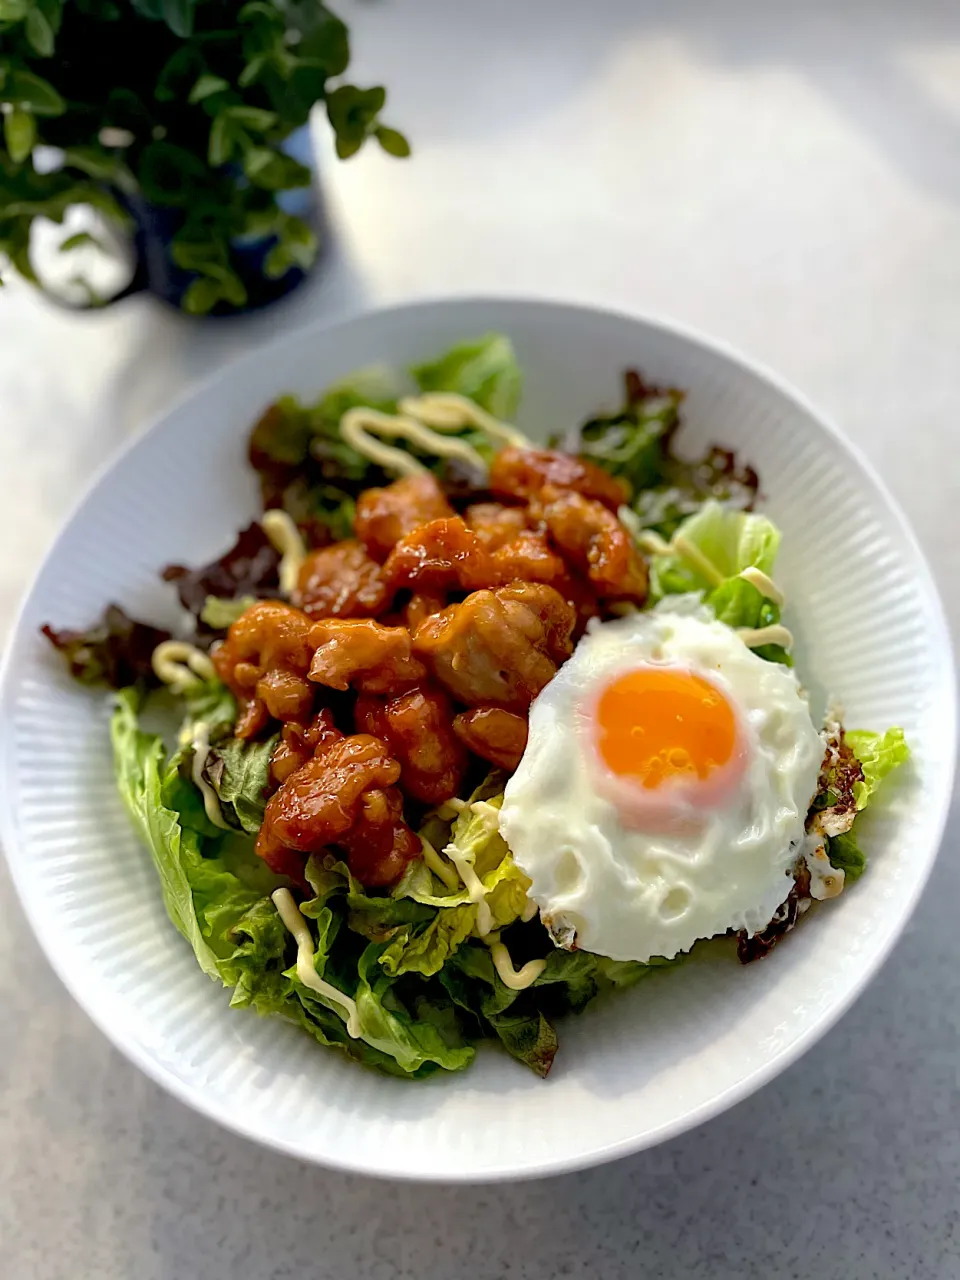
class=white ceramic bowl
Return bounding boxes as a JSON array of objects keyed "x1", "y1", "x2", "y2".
[{"x1": 1, "y1": 299, "x2": 954, "y2": 1182}]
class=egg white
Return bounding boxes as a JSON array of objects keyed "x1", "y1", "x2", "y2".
[{"x1": 499, "y1": 610, "x2": 824, "y2": 962}]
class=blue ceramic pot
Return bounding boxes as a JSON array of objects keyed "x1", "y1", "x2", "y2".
[{"x1": 98, "y1": 126, "x2": 318, "y2": 316}]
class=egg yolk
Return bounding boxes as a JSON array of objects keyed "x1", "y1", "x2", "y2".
[{"x1": 595, "y1": 667, "x2": 737, "y2": 791}]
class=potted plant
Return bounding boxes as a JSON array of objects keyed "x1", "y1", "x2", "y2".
[{"x1": 0, "y1": 0, "x2": 408, "y2": 314}]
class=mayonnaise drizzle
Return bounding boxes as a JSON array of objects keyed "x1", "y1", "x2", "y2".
[
  {"x1": 261, "y1": 508, "x2": 307, "y2": 597},
  {"x1": 339, "y1": 393, "x2": 527, "y2": 478},
  {"x1": 413, "y1": 797, "x2": 546, "y2": 987},
  {"x1": 431, "y1": 799, "x2": 543, "y2": 990},
  {"x1": 443, "y1": 842, "x2": 493, "y2": 937},
  {"x1": 735, "y1": 623, "x2": 794, "y2": 649},
  {"x1": 420, "y1": 835, "x2": 460, "y2": 893},
  {"x1": 189, "y1": 721, "x2": 230, "y2": 829},
  {"x1": 272, "y1": 888, "x2": 361, "y2": 1036},
  {"x1": 151, "y1": 640, "x2": 215, "y2": 693},
  {"x1": 437, "y1": 797, "x2": 468, "y2": 818},
  {"x1": 485, "y1": 933, "x2": 546, "y2": 990},
  {"x1": 398, "y1": 392, "x2": 530, "y2": 448},
  {"x1": 341, "y1": 407, "x2": 487, "y2": 476},
  {"x1": 737, "y1": 565, "x2": 785, "y2": 608},
  {"x1": 469, "y1": 800, "x2": 502, "y2": 832}
]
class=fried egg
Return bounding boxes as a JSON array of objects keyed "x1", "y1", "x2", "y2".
[{"x1": 499, "y1": 609, "x2": 824, "y2": 961}]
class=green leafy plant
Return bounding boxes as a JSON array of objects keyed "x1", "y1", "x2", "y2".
[{"x1": 0, "y1": 0, "x2": 408, "y2": 312}]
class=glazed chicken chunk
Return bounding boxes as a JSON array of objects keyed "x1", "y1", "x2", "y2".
[
  {"x1": 354, "y1": 472, "x2": 455, "y2": 562},
  {"x1": 385, "y1": 514, "x2": 566, "y2": 595},
  {"x1": 489, "y1": 445, "x2": 629, "y2": 511},
  {"x1": 295, "y1": 540, "x2": 389, "y2": 619},
  {"x1": 539, "y1": 489, "x2": 649, "y2": 603},
  {"x1": 383, "y1": 516, "x2": 489, "y2": 595},
  {"x1": 452, "y1": 707, "x2": 529, "y2": 772},
  {"x1": 212, "y1": 600, "x2": 315, "y2": 738},
  {"x1": 257, "y1": 709, "x2": 420, "y2": 887},
  {"x1": 413, "y1": 582, "x2": 575, "y2": 712},
  {"x1": 307, "y1": 618, "x2": 427, "y2": 695},
  {"x1": 464, "y1": 502, "x2": 530, "y2": 551},
  {"x1": 355, "y1": 685, "x2": 468, "y2": 805}
]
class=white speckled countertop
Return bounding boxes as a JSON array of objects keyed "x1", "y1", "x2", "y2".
[{"x1": 1, "y1": 2, "x2": 958, "y2": 1276}]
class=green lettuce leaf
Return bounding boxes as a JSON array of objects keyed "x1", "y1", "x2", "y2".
[
  {"x1": 825, "y1": 830, "x2": 867, "y2": 883},
  {"x1": 821, "y1": 727, "x2": 908, "y2": 882},
  {"x1": 180, "y1": 678, "x2": 237, "y2": 738},
  {"x1": 395, "y1": 851, "x2": 531, "y2": 922},
  {"x1": 302, "y1": 854, "x2": 434, "y2": 939},
  {"x1": 112, "y1": 693, "x2": 476, "y2": 1078},
  {"x1": 846, "y1": 727, "x2": 910, "y2": 810},
  {"x1": 436, "y1": 938, "x2": 674, "y2": 1076},
  {"x1": 248, "y1": 378, "x2": 397, "y2": 544},
  {"x1": 568, "y1": 378, "x2": 683, "y2": 495},
  {"x1": 309, "y1": 369, "x2": 402, "y2": 483},
  {"x1": 449, "y1": 788, "x2": 510, "y2": 878},
  {"x1": 411, "y1": 333, "x2": 521, "y2": 419},
  {"x1": 383, "y1": 857, "x2": 531, "y2": 975},
  {"x1": 652, "y1": 499, "x2": 780, "y2": 593},
  {"x1": 532, "y1": 948, "x2": 661, "y2": 1012},
  {"x1": 200, "y1": 595, "x2": 257, "y2": 630},
  {"x1": 204, "y1": 733, "x2": 278, "y2": 834},
  {"x1": 435, "y1": 944, "x2": 556, "y2": 1075},
  {"x1": 294, "y1": 857, "x2": 475, "y2": 1074},
  {"x1": 705, "y1": 579, "x2": 791, "y2": 666},
  {"x1": 646, "y1": 501, "x2": 790, "y2": 664},
  {"x1": 111, "y1": 688, "x2": 262, "y2": 981},
  {"x1": 223, "y1": 894, "x2": 296, "y2": 1010},
  {"x1": 482, "y1": 1007, "x2": 558, "y2": 1078},
  {"x1": 159, "y1": 750, "x2": 223, "y2": 841},
  {"x1": 349, "y1": 944, "x2": 475, "y2": 1074},
  {"x1": 558, "y1": 371, "x2": 760, "y2": 535},
  {"x1": 400, "y1": 774, "x2": 511, "y2": 900},
  {"x1": 379, "y1": 908, "x2": 477, "y2": 978}
]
